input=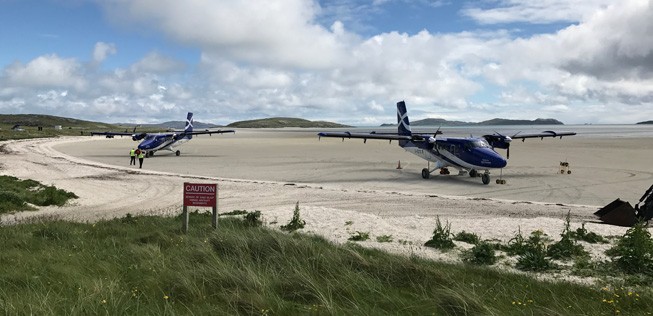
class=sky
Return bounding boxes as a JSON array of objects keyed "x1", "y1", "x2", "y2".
[{"x1": 1, "y1": 0, "x2": 652, "y2": 125}]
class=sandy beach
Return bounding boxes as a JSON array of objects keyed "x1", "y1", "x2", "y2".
[{"x1": 1, "y1": 128, "x2": 652, "y2": 281}]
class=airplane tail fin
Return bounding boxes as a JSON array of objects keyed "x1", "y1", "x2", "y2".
[
  {"x1": 396, "y1": 101, "x2": 411, "y2": 136},
  {"x1": 184, "y1": 112, "x2": 193, "y2": 139}
]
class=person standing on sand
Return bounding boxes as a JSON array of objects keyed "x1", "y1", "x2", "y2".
[
  {"x1": 129, "y1": 148, "x2": 136, "y2": 165},
  {"x1": 137, "y1": 149, "x2": 145, "y2": 169}
]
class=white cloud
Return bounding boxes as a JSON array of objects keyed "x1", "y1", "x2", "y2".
[
  {"x1": 92, "y1": 42, "x2": 116, "y2": 64},
  {"x1": 3, "y1": 55, "x2": 87, "y2": 91},
  {"x1": 101, "y1": 0, "x2": 350, "y2": 69},
  {"x1": 462, "y1": 0, "x2": 614, "y2": 24},
  {"x1": 132, "y1": 52, "x2": 185, "y2": 73}
]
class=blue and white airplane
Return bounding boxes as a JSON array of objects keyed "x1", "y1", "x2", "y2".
[
  {"x1": 318, "y1": 101, "x2": 575, "y2": 185},
  {"x1": 91, "y1": 112, "x2": 235, "y2": 157}
]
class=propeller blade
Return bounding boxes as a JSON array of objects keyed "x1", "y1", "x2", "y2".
[{"x1": 507, "y1": 146, "x2": 510, "y2": 159}]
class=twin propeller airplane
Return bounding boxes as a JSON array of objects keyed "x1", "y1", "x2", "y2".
[
  {"x1": 318, "y1": 101, "x2": 575, "y2": 185},
  {"x1": 91, "y1": 112, "x2": 235, "y2": 157},
  {"x1": 92, "y1": 101, "x2": 575, "y2": 185}
]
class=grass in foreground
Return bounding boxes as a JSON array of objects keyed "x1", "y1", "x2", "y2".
[{"x1": 1, "y1": 213, "x2": 652, "y2": 315}]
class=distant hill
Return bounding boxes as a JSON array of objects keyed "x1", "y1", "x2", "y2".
[
  {"x1": 411, "y1": 118, "x2": 469, "y2": 126},
  {"x1": 479, "y1": 118, "x2": 564, "y2": 125},
  {"x1": 383, "y1": 117, "x2": 564, "y2": 126},
  {"x1": 636, "y1": 120, "x2": 653, "y2": 125},
  {"x1": 228, "y1": 117, "x2": 350, "y2": 128},
  {"x1": 0, "y1": 114, "x2": 115, "y2": 129}
]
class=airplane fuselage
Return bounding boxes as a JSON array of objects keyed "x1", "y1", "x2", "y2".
[
  {"x1": 402, "y1": 136, "x2": 507, "y2": 171},
  {"x1": 138, "y1": 133, "x2": 191, "y2": 152}
]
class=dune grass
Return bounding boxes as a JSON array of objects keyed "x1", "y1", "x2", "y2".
[
  {"x1": 0, "y1": 175, "x2": 78, "y2": 214},
  {"x1": 1, "y1": 212, "x2": 652, "y2": 315}
]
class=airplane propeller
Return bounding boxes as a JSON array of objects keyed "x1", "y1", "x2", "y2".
[
  {"x1": 482, "y1": 132, "x2": 513, "y2": 158},
  {"x1": 427, "y1": 126, "x2": 442, "y2": 145}
]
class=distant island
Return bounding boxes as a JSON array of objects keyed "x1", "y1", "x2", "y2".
[
  {"x1": 227, "y1": 117, "x2": 350, "y2": 128},
  {"x1": 636, "y1": 120, "x2": 653, "y2": 125},
  {"x1": 381, "y1": 117, "x2": 564, "y2": 127}
]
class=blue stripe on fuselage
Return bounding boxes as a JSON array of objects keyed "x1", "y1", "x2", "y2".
[
  {"x1": 138, "y1": 134, "x2": 177, "y2": 151},
  {"x1": 401, "y1": 137, "x2": 507, "y2": 170}
]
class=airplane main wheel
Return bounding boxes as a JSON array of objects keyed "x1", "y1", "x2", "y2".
[
  {"x1": 469, "y1": 169, "x2": 477, "y2": 177},
  {"x1": 175, "y1": 150, "x2": 181, "y2": 156},
  {"x1": 481, "y1": 173, "x2": 490, "y2": 185},
  {"x1": 421, "y1": 168, "x2": 430, "y2": 179}
]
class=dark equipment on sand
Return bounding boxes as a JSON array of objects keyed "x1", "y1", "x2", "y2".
[{"x1": 595, "y1": 184, "x2": 653, "y2": 227}]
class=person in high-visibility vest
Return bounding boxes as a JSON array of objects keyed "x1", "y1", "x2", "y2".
[
  {"x1": 137, "y1": 150, "x2": 145, "y2": 169},
  {"x1": 129, "y1": 148, "x2": 136, "y2": 165}
]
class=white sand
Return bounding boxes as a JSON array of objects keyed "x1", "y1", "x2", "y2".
[{"x1": 1, "y1": 131, "x2": 651, "y2": 284}]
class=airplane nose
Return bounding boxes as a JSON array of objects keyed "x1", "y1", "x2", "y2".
[{"x1": 495, "y1": 156, "x2": 507, "y2": 168}]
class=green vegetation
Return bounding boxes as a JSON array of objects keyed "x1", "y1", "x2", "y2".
[
  {"x1": 453, "y1": 230, "x2": 480, "y2": 244},
  {"x1": 243, "y1": 211, "x2": 263, "y2": 227},
  {"x1": 348, "y1": 231, "x2": 370, "y2": 241},
  {"x1": 0, "y1": 175, "x2": 78, "y2": 214},
  {"x1": 376, "y1": 234, "x2": 393, "y2": 243},
  {"x1": 227, "y1": 117, "x2": 349, "y2": 128},
  {"x1": 547, "y1": 211, "x2": 588, "y2": 260},
  {"x1": 462, "y1": 242, "x2": 497, "y2": 265},
  {"x1": 572, "y1": 223, "x2": 608, "y2": 244},
  {"x1": 2, "y1": 213, "x2": 653, "y2": 315},
  {"x1": 607, "y1": 221, "x2": 653, "y2": 275},
  {"x1": 424, "y1": 216, "x2": 455, "y2": 251},
  {"x1": 279, "y1": 202, "x2": 305, "y2": 232},
  {"x1": 0, "y1": 114, "x2": 118, "y2": 141}
]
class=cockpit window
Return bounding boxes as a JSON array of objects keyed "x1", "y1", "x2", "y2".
[
  {"x1": 145, "y1": 135, "x2": 157, "y2": 141},
  {"x1": 471, "y1": 139, "x2": 490, "y2": 148}
]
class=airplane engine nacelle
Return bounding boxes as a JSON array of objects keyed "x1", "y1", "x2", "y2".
[
  {"x1": 483, "y1": 134, "x2": 511, "y2": 149},
  {"x1": 132, "y1": 133, "x2": 147, "y2": 141}
]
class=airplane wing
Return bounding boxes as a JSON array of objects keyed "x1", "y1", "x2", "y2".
[
  {"x1": 90, "y1": 131, "x2": 134, "y2": 136},
  {"x1": 318, "y1": 131, "x2": 419, "y2": 142},
  {"x1": 90, "y1": 129, "x2": 235, "y2": 138},
  {"x1": 317, "y1": 132, "x2": 433, "y2": 142},
  {"x1": 186, "y1": 129, "x2": 235, "y2": 136},
  {"x1": 509, "y1": 130, "x2": 576, "y2": 140},
  {"x1": 483, "y1": 130, "x2": 576, "y2": 158}
]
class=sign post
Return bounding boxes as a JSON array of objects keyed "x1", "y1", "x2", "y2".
[{"x1": 182, "y1": 182, "x2": 218, "y2": 233}]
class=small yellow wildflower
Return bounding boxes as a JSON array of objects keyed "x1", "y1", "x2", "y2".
[
  {"x1": 101, "y1": 299, "x2": 107, "y2": 304},
  {"x1": 163, "y1": 295, "x2": 169, "y2": 300}
]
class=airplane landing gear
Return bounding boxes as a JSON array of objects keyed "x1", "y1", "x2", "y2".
[
  {"x1": 481, "y1": 173, "x2": 490, "y2": 185},
  {"x1": 469, "y1": 169, "x2": 478, "y2": 177},
  {"x1": 175, "y1": 150, "x2": 181, "y2": 156},
  {"x1": 421, "y1": 168, "x2": 430, "y2": 179}
]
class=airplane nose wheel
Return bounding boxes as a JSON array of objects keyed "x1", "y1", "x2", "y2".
[
  {"x1": 421, "y1": 168, "x2": 430, "y2": 179},
  {"x1": 175, "y1": 150, "x2": 181, "y2": 156},
  {"x1": 495, "y1": 169, "x2": 506, "y2": 184}
]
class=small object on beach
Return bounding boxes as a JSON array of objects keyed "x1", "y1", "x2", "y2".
[
  {"x1": 396, "y1": 160, "x2": 402, "y2": 169},
  {"x1": 559, "y1": 161, "x2": 571, "y2": 174}
]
